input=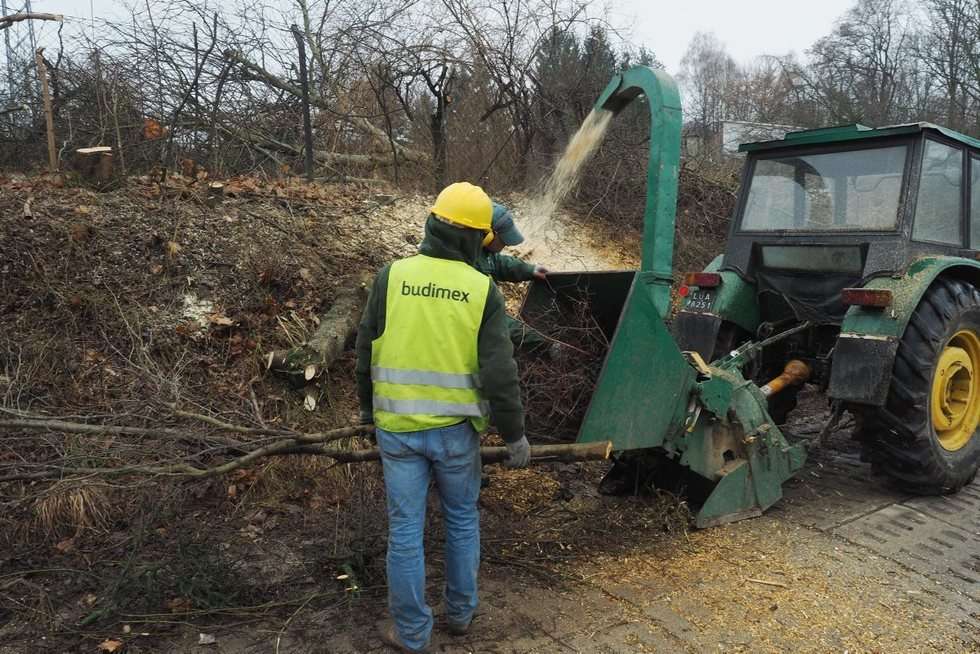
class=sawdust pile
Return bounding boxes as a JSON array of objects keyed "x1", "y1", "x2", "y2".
[{"x1": 479, "y1": 463, "x2": 562, "y2": 514}]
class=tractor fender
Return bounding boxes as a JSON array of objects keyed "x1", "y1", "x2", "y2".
[
  {"x1": 673, "y1": 255, "x2": 760, "y2": 359},
  {"x1": 829, "y1": 256, "x2": 980, "y2": 406}
]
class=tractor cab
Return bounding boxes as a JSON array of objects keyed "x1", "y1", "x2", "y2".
[{"x1": 677, "y1": 123, "x2": 980, "y2": 384}]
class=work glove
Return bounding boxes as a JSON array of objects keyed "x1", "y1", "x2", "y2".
[
  {"x1": 505, "y1": 435, "x2": 531, "y2": 469},
  {"x1": 533, "y1": 265, "x2": 549, "y2": 281}
]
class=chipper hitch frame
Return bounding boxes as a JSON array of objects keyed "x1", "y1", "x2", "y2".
[{"x1": 521, "y1": 67, "x2": 806, "y2": 527}]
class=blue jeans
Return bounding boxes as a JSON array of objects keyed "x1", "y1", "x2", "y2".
[{"x1": 376, "y1": 421, "x2": 482, "y2": 651}]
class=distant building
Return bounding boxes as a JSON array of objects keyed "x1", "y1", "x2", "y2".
[{"x1": 721, "y1": 120, "x2": 800, "y2": 156}]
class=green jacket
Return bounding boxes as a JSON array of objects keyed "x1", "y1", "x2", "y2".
[
  {"x1": 475, "y1": 251, "x2": 536, "y2": 283},
  {"x1": 355, "y1": 216, "x2": 525, "y2": 442}
]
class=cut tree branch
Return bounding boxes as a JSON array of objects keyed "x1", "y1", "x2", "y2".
[
  {"x1": 0, "y1": 439, "x2": 612, "y2": 483},
  {"x1": 214, "y1": 123, "x2": 408, "y2": 169},
  {"x1": 0, "y1": 13, "x2": 62, "y2": 30},
  {"x1": 222, "y1": 49, "x2": 427, "y2": 163},
  {"x1": 0, "y1": 417, "x2": 370, "y2": 446}
]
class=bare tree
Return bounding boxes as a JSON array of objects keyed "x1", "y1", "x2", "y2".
[
  {"x1": 439, "y1": 0, "x2": 592, "y2": 183},
  {"x1": 678, "y1": 33, "x2": 739, "y2": 135},
  {"x1": 801, "y1": 0, "x2": 916, "y2": 125},
  {"x1": 915, "y1": 0, "x2": 978, "y2": 130}
]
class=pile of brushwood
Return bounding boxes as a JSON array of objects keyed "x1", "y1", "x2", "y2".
[{"x1": 517, "y1": 289, "x2": 609, "y2": 440}]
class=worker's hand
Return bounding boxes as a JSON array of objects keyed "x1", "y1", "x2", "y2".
[
  {"x1": 359, "y1": 409, "x2": 374, "y2": 425},
  {"x1": 533, "y1": 265, "x2": 549, "y2": 281},
  {"x1": 505, "y1": 436, "x2": 531, "y2": 469}
]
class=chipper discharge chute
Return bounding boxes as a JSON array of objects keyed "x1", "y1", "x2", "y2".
[{"x1": 520, "y1": 66, "x2": 806, "y2": 528}]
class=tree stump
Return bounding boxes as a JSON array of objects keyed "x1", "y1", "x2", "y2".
[
  {"x1": 74, "y1": 147, "x2": 114, "y2": 187},
  {"x1": 207, "y1": 182, "x2": 225, "y2": 207}
]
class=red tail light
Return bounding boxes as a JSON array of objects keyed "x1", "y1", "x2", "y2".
[
  {"x1": 841, "y1": 288, "x2": 892, "y2": 308},
  {"x1": 683, "y1": 272, "x2": 722, "y2": 288}
]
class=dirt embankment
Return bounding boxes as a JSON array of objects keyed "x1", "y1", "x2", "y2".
[
  {"x1": 0, "y1": 175, "x2": 683, "y2": 653},
  {"x1": 0, "y1": 174, "x2": 417, "y2": 648}
]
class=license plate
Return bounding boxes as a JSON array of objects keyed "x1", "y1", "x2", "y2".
[{"x1": 685, "y1": 289, "x2": 715, "y2": 312}]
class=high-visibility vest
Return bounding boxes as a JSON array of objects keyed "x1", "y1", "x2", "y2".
[{"x1": 371, "y1": 254, "x2": 491, "y2": 433}]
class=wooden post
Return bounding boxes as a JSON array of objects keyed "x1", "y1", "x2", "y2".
[
  {"x1": 35, "y1": 49, "x2": 57, "y2": 173},
  {"x1": 290, "y1": 25, "x2": 315, "y2": 182}
]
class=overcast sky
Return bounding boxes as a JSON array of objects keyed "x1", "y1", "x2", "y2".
[
  {"x1": 39, "y1": 0, "x2": 856, "y2": 75},
  {"x1": 612, "y1": 0, "x2": 856, "y2": 73}
]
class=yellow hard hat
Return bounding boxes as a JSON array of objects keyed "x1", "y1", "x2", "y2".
[{"x1": 430, "y1": 182, "x2": 493, "y2": 232}]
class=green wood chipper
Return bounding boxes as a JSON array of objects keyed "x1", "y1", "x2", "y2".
[{"x1": 521, "y1": 66, "x2": 980, "y2": 527}]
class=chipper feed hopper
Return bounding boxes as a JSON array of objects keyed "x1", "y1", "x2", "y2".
[{"x1": 520, "y1": 67, "x2": 806, "y2": 527}]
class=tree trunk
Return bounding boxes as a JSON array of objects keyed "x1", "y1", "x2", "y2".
[
  {"x1": 266, "y1": 273, "x2": 372, "y2": 382},
  {"x1": 431, "y1": 94, "x2": 448, "y2": 192}
]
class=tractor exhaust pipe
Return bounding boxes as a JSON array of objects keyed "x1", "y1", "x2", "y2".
[{"x1": 760, "y1": 360, "x2": 811, "y2": 397}]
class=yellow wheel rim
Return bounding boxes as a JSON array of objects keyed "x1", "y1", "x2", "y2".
[{"x1": 931, "y1": 330, "x2": 980, "y2": 452}]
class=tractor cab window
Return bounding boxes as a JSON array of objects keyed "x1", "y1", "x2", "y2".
[
  {"x1": 913, "y1": 140, "x2": 963, "y2": 245},
  {"x1": 741, "y1": 146, "x2": 907, "y2": 232}
]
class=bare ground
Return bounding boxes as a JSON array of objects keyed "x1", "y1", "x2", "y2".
[{"x1": 1, "y1": 176, "x2": 979, "y2": 653}]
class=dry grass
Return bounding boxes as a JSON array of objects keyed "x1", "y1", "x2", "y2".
[
  {"x1": 233, "y1": 436, "x2": 382, "y2": 508},
  {"x1": 31, "y1": 483, "x2": 111, "y2": 539}
]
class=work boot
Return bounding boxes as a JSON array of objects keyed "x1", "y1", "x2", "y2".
[
  {"x1": 446, "y1": 618, "x2": 471, "y2": 637},
  {"x1": 376, "y1": 619, "x2": 429, "y2": 654}
]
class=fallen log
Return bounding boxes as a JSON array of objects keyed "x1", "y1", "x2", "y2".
[
  {"x1": 280, "y1": 440, "x2": 614, "y2": 465},
  {"x1": 313, "y1": 149, "x2": 411, "y2": 168},
  {"x1": 222, "y1": 49, "x2": 427, "y2": 164},
  {"x1": 211, "y1": 122, "x2": 411, "y2": 170},
  {"x1": 266, "y1": 273, "x2": 372, "y2": 382}
]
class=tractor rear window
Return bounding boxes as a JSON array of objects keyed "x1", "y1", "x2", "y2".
[{"x1": 741, "y1": 146, "x2": 907, "y2": 232}]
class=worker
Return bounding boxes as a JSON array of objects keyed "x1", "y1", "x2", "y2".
[
  {"x1": 355, "y1": 181, "x2": 529, "y2": 654},
  {"x1": 476, "y1": 202, "x2": 551, "y2": 352}
]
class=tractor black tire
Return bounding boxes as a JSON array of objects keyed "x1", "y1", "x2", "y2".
[
  {"x1": 767, "y1": 385, "x2": 799, "y2": 426},
  {"x1": 865, "y1": 277, "x2": 980, "y2": 494},
  {"x1": 709, "y1": 321, "x2": 752, "y2": 363}
]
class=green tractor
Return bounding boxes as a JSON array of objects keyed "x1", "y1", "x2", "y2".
[
  {"x1": 674, "y1": 120, "x2": 980, "y2": 497},
  {"x1": 520, "y1": 66, "x2": 980, "y2": 526}
]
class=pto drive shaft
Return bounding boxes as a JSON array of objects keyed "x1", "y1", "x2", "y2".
[{"x1": 760, "y1": 360, "x2": 811, "y2": 397}]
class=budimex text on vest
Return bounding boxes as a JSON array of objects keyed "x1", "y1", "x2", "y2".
[{"x1": 400, "y1": 280, "x2": 471, "y2": 302}]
